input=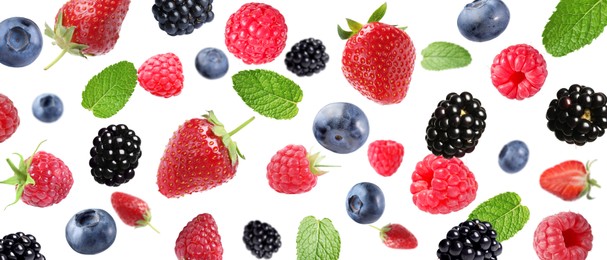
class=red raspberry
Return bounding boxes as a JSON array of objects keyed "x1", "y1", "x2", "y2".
[
  {"x1": 367, "y1": 140, "x2": 404, "y2": 177},
  {"x1": 491, "y1": 44, "x2": 547, "y2": 100},
  {"x1": 225, "y1": 3, "x2": 288, "y2": 65},
  {"x1": 0, "y1": 93, "x2": 19, "y2": 143},
  {"x1": 266, "y1": 144, "x2": 328, "y2": 194},
  {"x1": 409, "y1": 154, "x2": 477, "y2": 214},
  {"x1": 534, "y1": 212, "x2": 593, "y2": 260},
  {"x1": 175, "y1": 213, "x2": 223, "y2": 260},
  {"x1": 137, "y1": 53, "x2": 184, "y2": 98}
]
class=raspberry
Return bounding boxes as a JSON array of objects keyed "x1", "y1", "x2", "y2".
[
  {"x1": 89, "y1": 124, "x2": 142, "y2": 187},
  {"x1": 491, "y1": 44, "x2": 547, "y2": 100},
  {"x1": 437, "y1": 219, "x2": 503, "y2": 260},
  {"x1": 0, "y1": 93, "x2": 19, "y2": 143},
  {"x1": 533, "y1": 212, "x2": 593, "y2": 260},
  {"x1": 175, "y1": 213, "x2": 223, "y2": 259},
  {"x1": 410, "y1": 154, "x2": 478, "y2": 214},
  {"x1": 367, "y1": 139, "x2": 404, "y2": 177},
  {"x1": 137, "y1": 53, "x2": 184, "y2": 98},
  {"x1": 152, "y1": 0, "x2": 214, "y2": 36},
  {"x1": 225, "y1": 3, "x2": 287, "y2": 65},
  {"x1": 22, "y1": 151, "x2": 74, "y2": 207},
  {"x1": 0, "y1": 232, "x2": 45, "y2": 260},
  {"x1": 266, "y1": 144, "x2": 328, "y2": 194},
  {"x1": 285, "y1": 38, "x2": 329, "y2": 76},
  {"x1": 243, "y1": 220, "x2": 282, "y2": 259}
]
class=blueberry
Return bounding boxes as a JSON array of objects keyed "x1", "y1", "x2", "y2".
[
  {"x1": 457, "y1": 0, "x2": 510, "y2": 42},
  {"x1": 66, "y1": 208, "x2": 117, "y2": 255},
  {"x1": 346, "y1": 182, "x2": 385, "y2": 224},
  {"x1": 32, "y1": 93, "x2": 64, "y2": 123},
  {"x1": 498, "y1": 140, "x2": 529, "y2": 173},
  {"x1": 195, "y1": 47, "x2": 229, "y2": 79},
  {"x1": 312, "y1": 102, "x2": 370, "y2": 154},
  {"x1": 0, "y1": 17, "x2": 43, "y2": 67}
]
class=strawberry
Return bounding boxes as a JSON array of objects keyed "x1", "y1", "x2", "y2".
[
  {"x1": 44, "y1": 0, "x2": 131, "y2": 70},
  {"x1": 157, "y1": 111, "x2": 254, "y2": 198},
  {"x1": 110, "y1": 191, "x2": 159, "y2": 233},
  {"x1": 373, "y1": 223, "x2": 418, "y2": 249},
  {"x1": 266, "y1": 144, "x2": 332, "y2": 194},
  {"x1": 175, "y1": 213, "x2": 223, "y2": 259},
  {"x1": 540, "y1": 160, "x2": 601, "y2": 201},
  {"x1": 367, "y1": 139, "x2": 404, "y2": 177},
  {"x1": 338, "y1": 3, "x2": 415, "y2": 105}
]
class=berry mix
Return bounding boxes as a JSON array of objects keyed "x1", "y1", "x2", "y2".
[{"x1": 0, "y1": 0, "x2": 604, "y2": 259}]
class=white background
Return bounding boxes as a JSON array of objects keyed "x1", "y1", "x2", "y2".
[{"x1": 1, "y1": 0, "x2": 606, "y2": 259}]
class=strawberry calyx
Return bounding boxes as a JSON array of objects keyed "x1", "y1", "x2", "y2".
[
  {"x1": 581, "y1": 160, "x2": 601, "y2": 200},
  {"x1": 135, "y1": 210, "x2": 160, "y2": 234},
  {"x1": 43, "y1": 10, "x2": 89, "y2": 70},
  {"x1": 337, "y1": 2, "x2": 407, "y2": 40},
  {"x1": 203, "y1": 110, "x2": 255, "y2": 166},
  {"x1": 370, "y1": 224, "x2": 391, "y2": 242},
  {"x1": 0, "y1": 140, "x2": 46, "y2": 209}
]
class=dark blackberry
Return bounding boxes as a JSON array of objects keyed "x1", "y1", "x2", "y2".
[
  {"x1": 243, "y1": 220, "x2": 281, "y2": 259},
  {"x1": 89, "y1": 124, "x2": 142, "y2": 187},
  {"x1": 546, "y1": 84, "x2": 607, "y2": 145},
  {"x1": 0, "y1": 232, "x2": 45, "y2": 260},
  {"x1": 152, "y1": 0, "x2": 214, "y2": 36},
  {"x1": 425, "y1": 92, "x2": 487, "y2": 158},
  {"x1": 284, "y1": 38, "x2": 329, "y2": 76},
  {"x1": 437, "y1": 219, "x2": 502, "y2": 260}
]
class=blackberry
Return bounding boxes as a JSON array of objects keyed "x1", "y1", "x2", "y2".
[
  {"x1": 285, "y1": 38, "x2": 329, "y2": 77},
  {"x1": 0, "y1": 232, "x2": 45, "y2": 260},
  {"x1": 546, "y1": 84, "x2": 607, "y2": 145},
  {"x1": 89, "y1": 124, "x2": 142, "y2": 187},
  {"x1": 243, "y1": 220, "x2": 281, "y2": 259},
  {"x1": 437, "y1": 219, "x2": 502, "y2": 260},
  {"x1": 152, "y1": 0, "x2": 214, "y2": 36},
  {"x1": 425, "y1": 92, "x2": 487, "y2": 158}
]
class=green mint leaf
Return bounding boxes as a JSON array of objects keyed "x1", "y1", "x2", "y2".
[
  {"x1": 542, "y1": 0, "x2": 607, "y2": 57},
  {"x1": 468, "y1": 192, "x2": 530, "y2": 242},
  {"x1": 81, "y1": 61, "x2": 137, "y2": 118},
  {"x1": 296, "y1": 216, "x2": 340, "y2": 260},
  {"x1": 421, "y1": 41, "x2": 471, "y2": 71},
  {"x1": 232, "y1": 69, "x2": 303, "y2": 120}
]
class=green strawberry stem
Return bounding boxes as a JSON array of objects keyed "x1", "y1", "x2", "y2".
[
  {"x1": 584, "y1": 159, "x2": 600, "y2": 200},
  {"x1": 204, "y1": 111, "x2": 255, "y2": 165},
  {"x1": 43, "y1": 11, "x2": 89, "y2": 70},
  {"x1": 136, "y1": 210, "x2": 160, "y2": 234},
  {"x1": 0, "y1": 140, "x2": 46, "y2": 209},
  {"x1": 369, "y1": 224, "x2": 389, "y2": 241},
  {"x1": 338, "y1": 2, "x2": 406, "y2": 40}
]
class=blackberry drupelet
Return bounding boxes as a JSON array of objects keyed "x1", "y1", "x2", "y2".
[
  {"x1": 243, "y1": 220, "x2": 281, "y2": 259},
  {"x1": 437, "y1": 219, "x2": 502, "y2": 260},
  {"x1": 285, "y1": 38, "x2": 329, "y2": 76},
  {"x1": 0, "y1": 232, "x2": 45, "y2": 260},
  {"x1": 89, "y1": 124, "x2": 142, "y2": 187},
  {"x1": 546, "y1": 84, "x2": 607, "y2": 145},
  {"x1": 152, "y1": 0, "x2": 214, "y2": 36},
  {"x1": 425, "y1": 92, "x2": 487, "y2": 158}
]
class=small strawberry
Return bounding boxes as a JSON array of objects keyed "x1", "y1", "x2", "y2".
[
  {"x1": 540, "y1": 160, "x2": 600, "y2": 201},
  {"x1": 157, "y1": 111, "x2": 254, "y2": 198},
  {"x1": 0, "y1": 93, "x2": 19, "y2": 143},
  {"x1": 137, "y1": 52, "x2": 184, "y2": 98},
  {"x1": 367, "y1": 140, "x2": 404, "y2": 177},
  {"x1": 110, "y1": 191, "x2": 159, "y2": 233},
  {"x1": 372, "y1": 223, "x2": 418, "y2": 249},
  {"x1": 175, "y1": 213, "x2": 223, "y2": 260}
]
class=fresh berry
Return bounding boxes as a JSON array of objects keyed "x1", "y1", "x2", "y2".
[
  {"x1": 266, "y1": 144, "x2": 330, "y2": 194},
  {"x1": 491, "y1": 44, "x2": 548, "y2": 100},
  {"x1": 157, "y1": 111, "x2": 254, "y2": 198},
  {"x1": 410, "y1": 154, "x2": 478, "y2": 214},
  {"x1": 437, "y1": 219, "x2": 503, "y2": 260},
  {"x1": 175, "y1": 213, "x2": 223, "y2": 259},
  {"x1": 534, "y1": 212, "x2": 593, "y2": 260},
  {"x1": 137, "y1": 52, "x2": 184, "y2": 98},
  {"x1": 242, "y1": 220, "x2": 282, "y2": 259},
  {"x1": 66, "y1": 208, "x2": 117, "y2": 255},
  {"x1": 44, "y1": 0, "x2": 131, "y2": 69},
  {"x1": 546, "y1": 84, "x2": 607, "y2": 145},
  {"x1": 89, "y1": 124, "x2": 142, "y2": 187},
  {"x1": 152, "y1": 0, "x2": 214, "y2": 36},
  {"x1": 539, "y1": 160, "x2": 600, "y2": 201},
  {"x1": 284, "y1": 38, "x2": 329, "y2": 77},
  {"x1": 110, "y1": 191, "x2": 159, "y2": 233},
  {"x1": 425, "y1": 91, "x2": 487, "y2": 158},
  {"x1": 225, "y1": 3, "x2": 288, "y2": 65},
  {"x1": 312, "y1": 102, "x2": 370, "y2": 154},
  {"x1": 457, "y1": 0, "x2": 510, "y2": 42},
  {"x1": 0, "y1": 17, "x2": 43, "y2": 68},
  {"x1": 0, "y1": 93, "x2": 19, "y2": 143},
  {"x1": 195, "y1": 47, "x2": 229, "y2": 80},
  {"x1": 32, "y1": 93, "x2": 63, "y2": 123},
  {"x1": 373, "y1": 223, "x2": 417, "y2": 249},
  {"x1": 498, "y1": 140, "x2": 529, "y2": 173},
  {"x1": 339, "y1": 3, "x2": 415, "y2": 105},
  {"x1": 367, "y1": 140, "x2": 404, "y2": 177},
  {"x1": 0, "y1": 232, "x2": 45, "y2": 260},
  {"x1": 346, "y1": 182, "x2": 385, "y2": 224}
]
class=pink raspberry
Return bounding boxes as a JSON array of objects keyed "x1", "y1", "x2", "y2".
[
  {"x1": 534, "y1": 212, "x2": 593, "y2": 260},
  {"x1": 367, "y1": 139, "x2": 404, "y2": 177},
  {"x1": 137, "y1": 53, "x2": 184, "y2": 98},
  {"x1": 410, "y1": 154, "x2": 478, "y2": 214},
  {"x1": 266, "y1": 145, "x2": 328, "y2": 194},
  {"x1": 491, "y1": 44, "x2": 547, "y2": 100},
  {"x1": 0, "y1": 93, "x2": 19, "y2": 143}
]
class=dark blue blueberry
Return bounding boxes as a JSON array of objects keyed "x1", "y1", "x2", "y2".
[
  {"x1": 66, "y1": 208, "x2": 117, "y2": 255},
  {"x1": 346, "y1": 182, "x2": 385, "y2": 224},
  {"x1": 32, "y1": 93, "x2": 63, "y2": 123},
  {"x1": 312, "y1": 102, "x2": 369, "y2": 154},
  {"x1": 195, "y1": 47, "x2": 229, "y2": 79},
  {"x1": 457, "y1": 0, "x2": 510, "y2": 42},
  {"x1": 498, "y1": 140, "x2": 529, "y2": 173},
  {"x1": 0, "y1": 17, "x2": 43, "y2": 67}
]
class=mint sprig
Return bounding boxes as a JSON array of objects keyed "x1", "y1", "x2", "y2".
[
  {"x1": 468, "y1": 192, "x2": 530, "y2": 242},
  {"x1": 421, "y1": 41, "x2": 471, "y2": 71},
  {"x1": 81, "y1": 61, "x2": 137, "y2": 118},
  {"x1": 296, "y1": 216, "x2": 340, "y2": 260}
]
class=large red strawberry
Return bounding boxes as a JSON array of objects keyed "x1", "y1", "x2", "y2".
[
  {"x1": 373, "y1": 223, "x2": 417, "y2": 249},
  {"x1": 110, "y1": 191, "x2": 159, "y2": 233},
  {"x1": 338, "y1": 3, "x2": 415, "y2": 105},
  {"x1": 175, "y1": 213, "x2": 223, "y2": 259},
  {"x1": 44, "y1": 0, "x2": 131, "y2": 69},
  {"x1": 157, "y1": 111, "x2": 254, "y2": 198},
  {"x1": 540, "y1": 160, "x2": 600, "y2": 201}
]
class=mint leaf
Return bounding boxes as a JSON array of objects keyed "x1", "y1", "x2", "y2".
[
  {"x1": 542, "y1": 0, "x2": 607, "y2": 57},
  {"x1": 421, "y1": 41, "x2": 471, "y2": 71},
  {"x1": 296, "y1": 216, "x2": 340, "y2": 260},
  {"x1": 232, "y1": 69, "x2": 303, "y2": 120},
  {"x1": 81, "y1": 61, "x2": 137, "y2": 118},
  {"x1": 468, "y1": 192, "x2": 530, "y2": 242}
]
